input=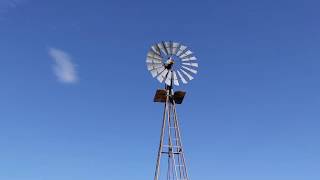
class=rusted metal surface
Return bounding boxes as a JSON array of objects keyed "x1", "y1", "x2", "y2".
[
  {"x1": 173, "y1": 91, "x2": 186, "y2": 104},
  {"x1": 154, "y1": 89, "x2": 167, "y2": 103},
  {"x1": 153, "y1": 89, "x2": 186, "y2": 104}
]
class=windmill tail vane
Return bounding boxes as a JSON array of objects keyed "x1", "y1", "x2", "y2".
[{"x1": 146, "y1": 41, "x2": 198, "y2": 180}]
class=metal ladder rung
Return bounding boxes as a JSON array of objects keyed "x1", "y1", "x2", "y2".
[
  {"x1": 161, "y1": 151, "x2": 183, "y2": 154},
  {"x1": 163, "y1": 145, "x2": 181, "y2": 148}
]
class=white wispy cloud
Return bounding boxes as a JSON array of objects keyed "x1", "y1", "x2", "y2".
[
  {"x1": 48, "y1": 48, "x2": 78, "y2": 84},
  {"x1": 0, "y1": 0, "x2": 26, "y2": 14}
]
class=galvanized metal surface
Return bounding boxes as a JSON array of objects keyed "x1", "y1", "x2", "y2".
[
  {"x1": 153, "y1": 87, "x2": 189, "y2": 180},
  {"x1": 146, "y1": 41, "x2": 198, "y2": 86}
]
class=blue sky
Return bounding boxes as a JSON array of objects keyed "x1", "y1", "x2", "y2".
[{"x1": 0, "y1": 0, "x2": 320, "y2": 180}]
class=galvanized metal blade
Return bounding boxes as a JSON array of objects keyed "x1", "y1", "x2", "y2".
[
  {"x1": 164, "y1": 41, "x2": 172, "y2": 55},
  {"x1": 164, "y1": 70, "x2": 172, "y2": 86},
  {"x1": 173, "y1": 71, "x2": 179, "y2": 86},
  {"x1": 147, "y1": 63, "x2": 164, "y2": 70},
  {"x1": 151, "y1": 45, "x2": 161, "y2": 55},
  {"x1": 146, "y1": 57, "x2": 162, "y2": 64},
  {"x1": 181, "y1": 56, "x2": 197, "y2": 62},
  {"x1": 162, "y1": 41, "x2": 169, "y2": 55},
  {"x1": 149, "y1": 65, "x2": 165, "y2": 77},
  {"x1": 147, "y1": 64, "x2": 154, "y2": 70},
  {"x1": 147, "y1": 51, "x2": 162, "y2": 60},
  {"x1": 179, "y1": 50, "x2": 193, "y2": 59},
  {"x1": 182, "y1": 65, "x2": 198, "y2": 74},
  {"x1": 150, "y1": 69, "x2": 159, "y2": 77},
  {"x1": 157, "y1": 43, "x2": 167, "y2": 56},
  {"x1": 147, "y1": 53, "x2": 161, "y2": 62},
  {"x1": 182, "y1": 62, "x2": 198, "y2": 67},
  {"x1": 176, "y1": 45, "x2": 187, "y2": 57},
  {"x1": 156, "y1": 66, "x2": 165, "y2": 73},
  {"x1": 171, "y1": 42, "x2": 180, "y2": 55},
  {"x1": 157, "y1": 69, "x2": 169, "y2": 83},
  {"x1": 180, "y1": 68, "x2": 194, "y2": 80},
  {"x1": 177, "y1": 70, "x2": 188, "y2": 84}
]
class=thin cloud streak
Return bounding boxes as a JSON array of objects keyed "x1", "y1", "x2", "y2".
[
  {"x1": 48, "y1": 48, "x2": 78, "y2": 84},
  {"x1": 0, "y1": 0, "x2": 26, "y2": 14}
]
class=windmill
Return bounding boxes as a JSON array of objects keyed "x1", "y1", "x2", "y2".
[{"x1": 146, "y1": 41, "x2": 198, "y2": 180}]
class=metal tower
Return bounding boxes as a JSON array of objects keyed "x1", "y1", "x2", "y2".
[{"x1": 146, "y1": 41, "x2": 198, "y2": 180}]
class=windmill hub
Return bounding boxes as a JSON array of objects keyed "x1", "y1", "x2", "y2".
[{"x1": 165, "y1": 57, "x2": 175, "y2": 69}]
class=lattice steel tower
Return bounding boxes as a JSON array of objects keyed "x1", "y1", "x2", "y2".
[{"x1": 146, "y1": 41, "x2": 198, "y2": 180}]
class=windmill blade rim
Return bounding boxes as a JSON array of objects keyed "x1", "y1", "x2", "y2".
[
  {"x1": 147, "y1": 51, "x2": 163, "y2": 60},
  {"x1": 146, "y1": 57, "x2": 163, "y2": 63},
  {"x1": 151, "y1": 45, "x2": 161, "y2": 55},
  {"x1": 150, "y1": 69, "x2": 158, "y2": 77},
  {"x1": 147, "y1": 63, "x2": 164, "y2": 68},
  {"x1": 164, "y1": 41, "x2": 172, "y2": 56},
  {"x1": 161, "y1": 41, "x2": 169, "y2": 55},
  {"x1": 171, "y1": 42, "x2": 180, "y2": 55},
  {"x1": 157, "y1": 42, "x2": 167, "y2": 56},
  {"x1": 148, "y1": 64, "x2": 165, "y2": 71}
]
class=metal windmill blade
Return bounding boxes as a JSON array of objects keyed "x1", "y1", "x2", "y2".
[
  {"x1": 146, "y1": 41, "x2": 198, "y2": 86},
  {"x1": 146, "y1": 48, "x2": 165, "y2": 78}
]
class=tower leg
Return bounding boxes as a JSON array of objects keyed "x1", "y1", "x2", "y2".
[{"x1": 154, "y1": 95, "x2": 169, "y2": 180}]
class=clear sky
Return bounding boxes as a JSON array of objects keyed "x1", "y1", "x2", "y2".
[{"x1": 0, "y1": 0, "x2": 320, "y2": 180}]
